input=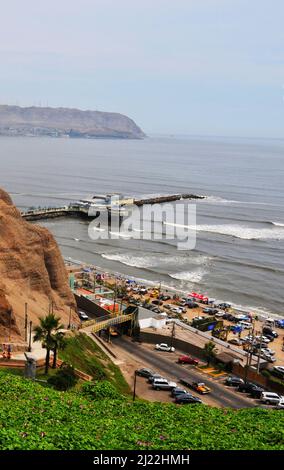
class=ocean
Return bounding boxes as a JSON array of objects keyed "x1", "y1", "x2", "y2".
[{"x1": 1, "y1": 135, "x2": 284, "y2": 316}]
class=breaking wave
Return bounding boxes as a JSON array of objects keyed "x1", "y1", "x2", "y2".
[
  {"x1": 169, "y1": 269, "x2": 206, "y2": 283},
  {"x1": 163, "y1": 222, "x2": 284, "y2": 240},
  {"x1": 101, "y1": 252, "x2": 211, "y2": 269}
]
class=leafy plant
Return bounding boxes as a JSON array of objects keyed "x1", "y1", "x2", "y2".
[
  {"x1": 47, "y1": 363, "x2": 78, "y2": 391},
  {"x1": 33, "y1": 313, "x2": 64, "y2": 375}
]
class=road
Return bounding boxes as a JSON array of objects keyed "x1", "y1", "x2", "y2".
[{"x1": 115, "y1": 336, "x2": 257, "y2": 409}]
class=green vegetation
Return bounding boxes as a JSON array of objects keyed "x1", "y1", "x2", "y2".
[
  {"x1": 0, "y1": 369, "x2": 283, "y2": 450},
  {"x1": 59, "y1": 333, "x2": 131, "y2": 395},
  {"x1": 203, "y1": 341, "x2": 217, "y2": 366},
  {"x1": 47, "y1": 364, "x2": 78, "y2": 391},
  {"x1": 33, "y1": 313, "x2": 64, "y2": 374}
]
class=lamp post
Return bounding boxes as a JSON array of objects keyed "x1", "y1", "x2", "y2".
[
  {"x1": 28, "y1": 321, "x2": 33, "y2": 352},
  {"x1": 133, "y1": 370, "x2": 138, "y2": 401},
  {"x1": 8, "y1": 309, "x2": 12, "y2": 342},
  {"x1": 170, "y1": 322, "x2": 175, "y2": 349},
  {"x1": 24, "y1": 303, "x2": 28, "y2": 342},
  {"x1": 68, "y1": 307, "x2": 72, "y2": 329}
]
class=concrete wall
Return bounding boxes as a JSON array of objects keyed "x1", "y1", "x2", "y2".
[
  {"x1": 232, "y1": 363, "x2": 284, "y2": 394},
  {"x1": 139, "y1": 331, "x2": 206, "y2": 360},
  {"x1": 74, "y1": 294, "x2": 108, "y2": 318}
]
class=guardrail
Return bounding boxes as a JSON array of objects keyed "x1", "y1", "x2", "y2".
[
  {"x1": 92, "y1": 313, "x2": 133, "y2": 333},
  {"x1": 174, "y1": 319, "x2": 262, "y2": 363}
]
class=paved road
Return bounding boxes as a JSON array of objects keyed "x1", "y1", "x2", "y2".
[{"x1": 115, "y1": 337, "x2": 257, "y2": 409}]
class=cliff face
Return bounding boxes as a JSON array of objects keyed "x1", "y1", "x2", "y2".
[
  {"x1": 0, "y1": 105, "x2": 145, "y2": 139},
  {"x1": 0, "y1": 189, "x2": 78, "y2": 343}
]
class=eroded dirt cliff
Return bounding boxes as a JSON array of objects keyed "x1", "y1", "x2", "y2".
[{"x1": 0, "y1": 188, "x2": 78, "y2": 342}]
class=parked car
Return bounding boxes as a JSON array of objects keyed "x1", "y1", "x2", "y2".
[
  {"x1": 258, "y1": 347, "x2": 275, "y2": 356},
  {"x1": 152, "y1": 378, "x2": 177, "y2": 390},
  {"x1": 136, "y1": 368, "x2": 154, "y2": 378},
  {"x1": 164, "y1": 304, "x2": 172, "y2": 310},
  {"x1": 203, "y1": 308, "x2": 218, "y2": 314},
  {"x1": 78, "y1": 310, "x2": 89, "y2": 320},
  {"x1": 217, "y1": 302, "x2": 231, "y2": 309},
  {"x1": 175, "y1": 393, "x2": 202, "y2": 405},
  {"x1": 226, "y1": 314, "x2": 237, "y2": 322},
  {"x1": 147, "y1": 374, "x2": 165, "y2": 384},
  {"x1": 191, "y1": 382, "x2": 211, "y2": 394},
  {"x1": 274, "y1": 397, "x2": 284, "y2": 409},
  {"x1": 215, "y1": 311, "x2": 226, "y2": 318},
  {"x1": 171, "y1": 387, "x2": 188, "y2": 397},
  {"x1": 159, "y1": 294, "x2": 171, "y2": 301},
  {"x1": 151, "y1": 300, "x2": 163, "y2": 306},
  {"x1": 177, "y1": 355, "x2": 199, "y2": 366},
  {"x1": 238, "y1": 382, "x2": 264, "y2": 396},
  {"x1": 187, "y1": 302, "x2": 199, "y2": 309},
  {"x1": 155, "y1": 343, "x2": 175, "y2": 352},
  {"x1": 272, "y1": 366, "x2": 284, "y2": 379},
  {"x1": 170, "y1": 307, "x2": 183, "y2": 314},
  {"x1": 255, "y1": 335, "x2": 271, "y2": 344},
  {"x1": 228, "y1": 338, "x2": 243, "y2": 346},
  {"x1": 250, "y1": 385, "x2": 266, "y2": 399},
  {"x1": 236, "y1": 321, "x2": 252, "y2": 330},
  {"x1": 179, "y1": 378, "x2": 192, "y2": 388},
  {"x1": 261, "y1": 352, "x2": 276, "y2": 363},
  {"x1": 260, "y1": 392, "x2": 280, "y2": 405},
  {"x1": 225, "y1": 376, "x2": 244, "y2": 387},
  {"x1": 262, "y1": 327, "x2": 278, "y2": 338}
]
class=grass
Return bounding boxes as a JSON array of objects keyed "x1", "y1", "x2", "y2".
[
  {"x1": 0, "y1": 369, "x2": 283, "y2": 450},
  {"x1": 59, "y1": 332, "x2": 131, "y2": 395}
]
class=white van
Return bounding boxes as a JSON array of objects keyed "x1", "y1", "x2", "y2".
[
  {"x1": 260, "y1": 392, "x2": 280, "y2": 405},
  {"x1": 237, "y1": 321, "x2": 252, "y2": 330},
  {"x1": 152, "y1": 378, "x2": 177, "y2": 390}
]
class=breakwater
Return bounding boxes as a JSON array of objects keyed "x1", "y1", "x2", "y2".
[
  {"x1": 21, "y1": 193, "x2": 205, "y2": 221},
  {"x1": 134, "y1": 193, "x2": 205, "y2": 206}
]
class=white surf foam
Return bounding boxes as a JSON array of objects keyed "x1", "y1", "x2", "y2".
[
  {"x1": 272, "y1": 221, "x2": 284, "y2": 227},
  {"x1": 101, "y1": 252, "x2": 211, "y2": 269},
  {"x1": 164, "y1": 222, "x2": 284, "y2": 240},
  {"x1": 169, "y1": 269, "x2": 206, "y2": 283}
]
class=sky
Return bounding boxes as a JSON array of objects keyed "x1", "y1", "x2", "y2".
[{"x1": 0, "y1": 0, "x2": 283, "y2": 138}]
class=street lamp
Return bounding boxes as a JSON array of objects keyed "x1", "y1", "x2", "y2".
[
  {"x1": 24, "y1": 303, "x2": 28, "y2": 342},
  {"x1": 68, "y1": 307, "x2": 72, "y2": 329},
  {"x1": 28, "y1": 321, "x2": 33, "y2": 352},
  {"x1": 133, "y1": 370, "x2": 138, "y2": 401}
]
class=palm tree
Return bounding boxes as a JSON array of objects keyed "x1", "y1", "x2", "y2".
[
  {"x1": 203, "y1": 341, "x2": 217, "y2": 366},
  {"x1": 33, "y1": 313, "x2": 64, "y2": 375},
  {"x1": 52, "y1": 331, "x2": 66, "y2": 369}
]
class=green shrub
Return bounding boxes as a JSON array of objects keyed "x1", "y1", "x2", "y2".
[
  {"x1": 47, "y1": 364, "x2": 78, "y2": 391},
  {"x1": 81, "y1": 380, "x2": 122, "y2": 400}
]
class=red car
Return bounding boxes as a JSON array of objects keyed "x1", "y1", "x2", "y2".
[{"x1": 178, "y1": 355, "x2": 199, "y2": 366}]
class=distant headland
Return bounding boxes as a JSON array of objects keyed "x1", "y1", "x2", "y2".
[{"x1": 0, "y1": 104, "x2": 145, "y2": 140}]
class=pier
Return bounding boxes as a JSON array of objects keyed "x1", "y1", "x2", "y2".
[{"x1": 21, "y1": 192, "x2": 205, "y2": 221}]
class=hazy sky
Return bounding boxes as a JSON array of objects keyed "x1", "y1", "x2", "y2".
[{"x1": 0, "y1": 0, "x2": 283, "y2": 137}]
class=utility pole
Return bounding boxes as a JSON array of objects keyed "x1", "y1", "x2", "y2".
[
  {"x1": 170, "y1": 321, "x2": 176, "y2": 349},
  {"x1": 244, "y1": 321, "x2": 256, "y2": 383},
  {"x1": 158, "y1": 281, "x2": 162, "y2": 299},
  {"x1": 113, "y1": 280, "x2": 118, "y2": 315},
  {"x1": 24, "y1": 303, "x2": 28, "y2": 342},
  {"x1": 68, "y1": 307, "x2": 72, "y2": 329},
  {"x1": 133, "y1": 370, "x2": 137, "y2": 401},
  {"x1": 257, "y1": 327, "x2": 264, "y2": 374},
  {"x1": 28, "y1": 321, "x2": 33, "y2": 352},
  {"x1": 93, "y1": 272, "x2": 96, "y2": 298},
  {"x1": 8, "y1": 309, "x2": 12, "y2": 342}
]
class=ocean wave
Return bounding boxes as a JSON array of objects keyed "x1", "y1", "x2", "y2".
[
  {"x1": 201, "y1": 196, "x2": 279, "y2": 207},
  {"x1": 271, "y1": 221, "x2": 284, "y2": 227},
  {"x1": 101, "y1": 252, "x2": 211, "y2": 269},
  {"x1": 169, "y1": 269, "x2": 206, "y2": 283},
  {"x1": 163, "y1": 222, "x2": 284, "y2": 240}
]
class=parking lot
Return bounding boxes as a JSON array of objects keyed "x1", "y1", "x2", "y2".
[{"x1": 110, "y1": 336, "x2": 267, "y2": 408}]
